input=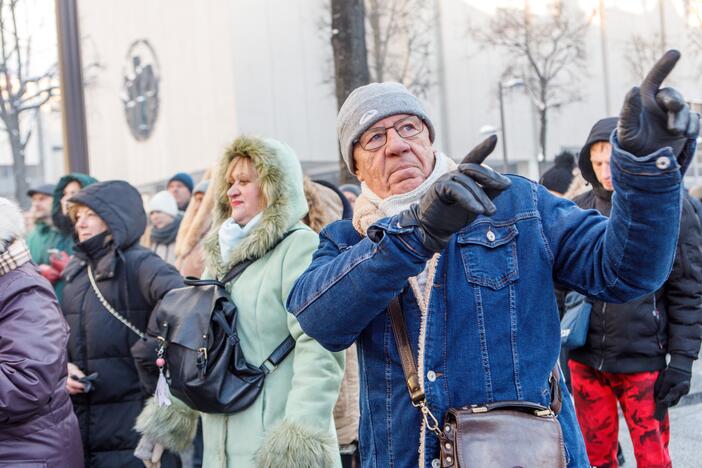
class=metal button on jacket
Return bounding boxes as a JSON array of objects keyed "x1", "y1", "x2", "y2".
[
  {"x1": 427, "y1": 370, "x2": 437, "y2": 382},
  {"x1": 432, "y1": 458, "x2": 441, "y2": 468},
  {"x1": 486, "y1": 230, "x2": 496, "y2": 242},
  {"x1": 656, "y1": 156, "x2": 671, "y2": 170}
]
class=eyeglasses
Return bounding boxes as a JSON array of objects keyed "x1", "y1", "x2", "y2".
[{"x1": 356, "y1": 115, "x2": 424, "y2": 151}]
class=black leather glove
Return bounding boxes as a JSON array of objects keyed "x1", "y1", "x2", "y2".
[
  {"x1": 398, "y1": 135, "x2": 511, "y2": 253},
  {"x1": 617, "y1": 49, "x2": 700, "y2": 166},
  {"x1": 653, "y1": 355, "x2": 693, "y2": 420}
]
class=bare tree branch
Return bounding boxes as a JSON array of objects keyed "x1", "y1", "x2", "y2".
[
  {"x1": 473, "y1": 4, "x2": 590, "y2": 162},
  {"x1": 365, "y1": 0, "x2": 435, "y2": 97},
  {"x1": 624, "y1": 34, "x2": 661, "y2": 82},
  {"x1": 0, "y1": 0, "x2": 59, "y2": 204}
]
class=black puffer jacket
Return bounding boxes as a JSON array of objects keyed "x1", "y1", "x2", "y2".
[
  {"x1": 61, "y1": 181, "x2": 184, "y2": 467},
  {"x1": 568, "y1": 118, "x2": 702, "y2": 373}
]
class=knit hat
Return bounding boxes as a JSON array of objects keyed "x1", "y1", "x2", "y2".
[
  {"x1": 193, "y1": 179, "x2": 209, "y2": 195},
  {"x1": 148, "y1": 191, "x2": 179, "y2": 218},
  {"x1": 539, "y1": 152, "x2": 576, "y2": 195},
  {"x1": 336, "y1": 82, "x2": 435, "y2": 174},
  {"x1": 168, "y1": 172, "x2": 194, "y2": 193}
]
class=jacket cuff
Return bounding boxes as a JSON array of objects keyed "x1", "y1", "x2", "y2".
[
  {"x1": 134, "y1": 397, "x2": 199, "y2": 453},
  {"x1": 610, "y1": 131, "x2": 681, "y2": 193},
  {"x1": 367, "y1": 214, "x2": 434, "y2": 260},
  {"x1": 669, "y1": 355, "x2": 694, "y2": 374},
  {"x1": 254, "y1": 419, "x2": 337, "y2": 468}
]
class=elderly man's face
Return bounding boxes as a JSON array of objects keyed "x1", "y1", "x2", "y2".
[{"x1": 353, "y1": 114, "x2": 435, "y2": 198}]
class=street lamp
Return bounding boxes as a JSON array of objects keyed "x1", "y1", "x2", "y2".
[{"x1": 498, "y1": 78, "x2": 525, "y2": 171}]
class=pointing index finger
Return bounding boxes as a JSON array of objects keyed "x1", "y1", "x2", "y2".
[
  {"x1": 461, "y1": 134, "x2": 498, "y2": 165},
  {"x1": 641, "y1": 49, "x2": 680, "y2": 97}
]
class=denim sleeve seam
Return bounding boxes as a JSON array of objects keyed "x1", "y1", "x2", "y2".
[
  {"x1": 396, "y1": 234, "x2": 431, "y2": 259},
  {"x1": 597, "y1": 198, "x2": 631, "y2": 295},
  {"x1": 533, "y1": 183, "x2": 554, "y2": 265},
  {"x1": 291, "y1": 249, "x2": 375, "y2": 317}
]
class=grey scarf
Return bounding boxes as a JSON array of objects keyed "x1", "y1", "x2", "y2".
[{"x1": 150, "y1": 214, "x2": 182, "y2": 245}]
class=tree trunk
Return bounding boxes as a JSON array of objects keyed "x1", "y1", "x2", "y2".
[
  {"x1": 539, "y1": 107, "x2": 547, "y2": 176},
  {"x1": 331, "y1": 0, "x2": 370, "y2": 184},
  {"x1": 8, "y1": 115, "x2": 30, "y2": 208}
]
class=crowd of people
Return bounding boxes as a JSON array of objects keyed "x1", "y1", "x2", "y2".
[{"x1": 1, "y1": 49, "x2": 702, "y2": 468}]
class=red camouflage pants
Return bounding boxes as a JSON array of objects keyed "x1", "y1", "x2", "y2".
[{"x1": 569, "y1": 360, "x2": 671, "y2": 468}]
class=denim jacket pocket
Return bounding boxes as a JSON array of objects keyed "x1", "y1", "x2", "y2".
[{"x1": 457, "y1": 223, "x2": 520, "y2": 290}]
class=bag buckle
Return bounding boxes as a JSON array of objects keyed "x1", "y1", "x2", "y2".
[
  {"x1": 196, "y1": 348, "x2": 208, "y2": 379},
  {"x1": 535, "y1": 408, "x2": 554, "y2": 417},
  {"x1": 261, "y1": 359, "x2": 277, "y2": 374}
]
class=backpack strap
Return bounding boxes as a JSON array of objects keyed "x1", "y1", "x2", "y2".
[
  {"x1": 220, "y1": 258, "x2": 255, "y2": 284},
  {"x1": 217, "y1": 227, "x2": 304, "y2": 373},
  {"x1": 260, "y1": 335, "x2": 296, "y2": 374},
  {"x1": 218, "y1": 228, "x2": 303, "y2": 284}
]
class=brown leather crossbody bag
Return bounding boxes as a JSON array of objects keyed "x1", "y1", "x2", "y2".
[{"x1": 388, "y1": 297, "x2": 567, "y2": 467}]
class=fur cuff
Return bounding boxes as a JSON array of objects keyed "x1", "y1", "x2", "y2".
[
  {"x1": 255, "y1": 420, "x2": 337, "y2": 468},
  {"x1": 135, "y1": 397, "x2": 199, "y2": 453}
]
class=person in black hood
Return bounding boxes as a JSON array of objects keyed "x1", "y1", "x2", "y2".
[
  {"x1": 565, "y1": 117, "x2": 702, "y2": 468},
  {"x1": 60, "y1": 180, "x2": 184, "y2": 468}
]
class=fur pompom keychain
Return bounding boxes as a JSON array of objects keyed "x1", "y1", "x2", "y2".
[{"x1": 155, "y1": 345, "x2": 172, "y2": 407}]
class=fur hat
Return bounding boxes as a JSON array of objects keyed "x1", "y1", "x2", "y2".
[
  {"x1": 148, "y1": 191, "x2": 179, "y2": 217},
  {"x1": 0, "y1": 198, "x2": 25, "y2": 253}
]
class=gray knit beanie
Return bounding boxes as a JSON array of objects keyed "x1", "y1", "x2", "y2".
[{"x1": 336, "y1": 82, "x2": 435, "y2": 174}]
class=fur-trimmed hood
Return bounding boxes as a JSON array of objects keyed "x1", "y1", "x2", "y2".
[{"x1": 204, "y1": 136, "x2": 308, "y2": 278}]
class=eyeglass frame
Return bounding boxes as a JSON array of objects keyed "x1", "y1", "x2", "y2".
[{"x1": 354, "y1": 115, "x2": 425, "y2": 151}]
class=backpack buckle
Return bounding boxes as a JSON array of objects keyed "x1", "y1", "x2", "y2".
[{"x1": 261, "y1": 359, "x2": 277, "y2": 374}]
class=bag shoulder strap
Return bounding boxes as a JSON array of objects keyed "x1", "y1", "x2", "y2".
[
  {"x1": 87, "y1": 264, "x2": 146, "y2": 340},
  {"x1": 388, "y1": 295, "x2": 562, "y2": 414},
  {"x1": 218, "y1": 228, "x2": 303, "y2": 284},
  {"x1": 388, "y1": 296, "x2": 425, "y2": 403},
  {"x1": 220, "y1": 258, "x2": 254, "y2": 284},
  {"x1": 260, "y1": 335, "x2": 296, "y2": 373},
  {"x1": 217, "y1": 228, "x2": 303, "y2": 372}
]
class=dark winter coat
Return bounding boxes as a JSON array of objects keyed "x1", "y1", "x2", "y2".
[
  {"x1": 0, "y1": 253, "x2": 83, "y2": 468},
  {"x1": 567, "y1": 117, "x2": 702, "y2": 373},
  {"x1": 61, "y1": 181, "x2": 184, "y2": 468}
]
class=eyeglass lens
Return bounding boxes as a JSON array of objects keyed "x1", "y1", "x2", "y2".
[{"x1": 360, "y1": 116, "x2": 424, "y2": 150}]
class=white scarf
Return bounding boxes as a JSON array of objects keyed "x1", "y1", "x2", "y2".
[
  {"x1": 218, "y1": 213, "x2": 262, "y2": 261},
  {"x1": 358, "y1": 153, "x2": 452, "y2": 296},
  {"x1": 361, "y1": 152, "x2": 450, "y2": 217}
]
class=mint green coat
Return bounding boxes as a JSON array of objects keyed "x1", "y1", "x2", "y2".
[{"x1": 137, "y1": 136, "x2": 344, "y2": 468}]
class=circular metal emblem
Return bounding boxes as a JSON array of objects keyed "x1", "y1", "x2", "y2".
[{"x1": 122, "y1": 39, "x2": 160, "y2": 141}]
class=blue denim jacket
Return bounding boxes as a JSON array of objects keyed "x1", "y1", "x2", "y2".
[{"x1": 287, "y1": 135, "x2": 685, "y2": 468}]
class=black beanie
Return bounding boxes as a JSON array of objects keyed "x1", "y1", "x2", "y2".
[{"x1": 539, "y1": 151, "x2": 576, "y2": 194}]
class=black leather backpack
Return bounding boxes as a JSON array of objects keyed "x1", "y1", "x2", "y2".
[{"x1": 150, "y1": 258, "x2": 295, "y2": 414}]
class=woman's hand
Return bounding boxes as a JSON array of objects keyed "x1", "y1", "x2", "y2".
[{"x1": 66, "y1": 362, "x2": 86, "y2": 394}]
